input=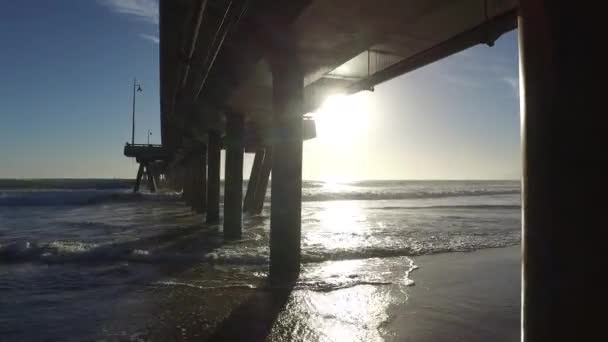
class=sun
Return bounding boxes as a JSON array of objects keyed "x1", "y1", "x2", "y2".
[{"x1": 312, "y1": 93, "x2": 370, "y2": 146}]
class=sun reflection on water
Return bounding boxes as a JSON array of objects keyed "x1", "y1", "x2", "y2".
[
  {"x1": 270, "y1": 186, "x2": 417, "y2": 341},
  {"x1": 270, "y1": 257, "x2": 415, "y2": 342},
  {"x1": 303, "y1": 201, "x2": 369, "y2": 252}
]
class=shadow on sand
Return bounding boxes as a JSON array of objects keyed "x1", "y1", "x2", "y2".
[{"x1": 207, "y1": 285, "x2": 293, "y2": 341}]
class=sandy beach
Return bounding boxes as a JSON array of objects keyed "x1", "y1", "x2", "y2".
[
  {"x1": 126, "y1": 246, "x2": 521, "y2": 341},
  {"x1": 385, "y1": 246, "x2": 520, "y2": 342}
]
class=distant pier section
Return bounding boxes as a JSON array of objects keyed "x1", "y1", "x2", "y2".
[{"x1": 123, "y1": 143, "x2": 171, "y2": 193}]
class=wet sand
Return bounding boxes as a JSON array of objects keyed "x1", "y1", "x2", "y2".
[
  {"x1": 126, "y1": 246, "x2": 520, "y2": 341},
  {"x1": 385, "y1": 246, "x2": 521, "y2": 342}
]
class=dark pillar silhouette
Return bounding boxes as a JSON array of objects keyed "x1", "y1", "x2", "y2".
[
  {"x1": 269, "y1": 27, "x2": 304, "y2": 285},
  {"x1": 223, "y1": 113, "x2": 244, "y2": 239},
  {"x1": 243, "y1": 149, "x2": 265, "y2": 213},
  {"x1": 150, "y1": 163, "x2": 160, "y2": 191},
  {"x1": 134, "y1": 163, "x2": 144, "y2": 193},
  {"x1": 207, "y1": 131, "x2": 221, "y2": 224},
  {"x1": 191, "y1": 148, "x2": 207, "y2": 213},
  {"x1": 519, "y1": 2, "x2": 603, "y2": 340},
  {"x1": 200, "y1": 147, "x2": 207, "y2": 211},
  {"x1": 145, "y1": 163, "x2": 157, "y2": 193},
  {"x1": 253, "y1": 148, "x2": 272, "y2": 214},
  {"x1": 182, "y1": 159, "x2": 194, "y2": 207}
]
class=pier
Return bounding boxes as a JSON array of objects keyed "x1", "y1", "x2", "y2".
[{"x1": 120, "y1": 1, "x2": 604, "y2": 339}]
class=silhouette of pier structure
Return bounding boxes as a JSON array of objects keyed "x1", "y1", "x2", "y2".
[{"x1": 120, "y1": 1, "x2": 605, "y2": 339}]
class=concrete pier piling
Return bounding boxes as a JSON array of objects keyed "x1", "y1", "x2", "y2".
[
  {"x1": 191, "y1": 148, "x2": 207, "y2": 213},
  {"x1": 519, "y1": 1, "x2": 603, "y2": 340},
  {"x1": 223, "y1": 113, "x2": 245, "y2": 239},
  {"x1": 134, "y1": 163, "x2": 145, "y2": 193},
  {"x1": 146, "y1": 163, "x2": 157, "y2": 193},
  {"x1": 134, "y1": 162, "x2": 156, "y2": 193},
  {"x1": 253, "y1": 148, "x2": 272, "y2": 214},
  {"x1": 243, "y1": 149, "x2": 265, "y2": 213},
  {"x1": 183, "y1": 160, "x2": 196, "y2": 207},
  {"x1": 149, "y1": 163, "x2": 160, "y2": 191},
  {"x1": 269, "y1": 29, "x2": 304, "y2": 284},
  {"x1": 206, "y1": 131, "x2": 221, "y2": 224}
]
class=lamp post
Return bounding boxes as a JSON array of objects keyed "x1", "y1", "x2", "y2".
[
  {"x1": 131, "y1": 78, "x2": 143, "y2": 145},
  {"x1": 147, "y1": 130, "x2": 152, "y2": 145}
]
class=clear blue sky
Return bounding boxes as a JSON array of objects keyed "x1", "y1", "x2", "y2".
[{"x1": 0, "y1": 0, "x2": 520, "y2": 180}]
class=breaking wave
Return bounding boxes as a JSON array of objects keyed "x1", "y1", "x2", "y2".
[
  {"x1": 0, "y1": 190, "x2": 181, "y2": 206},
  {"x1": 0, "y1": 188, "x2": 519, "y2": 206},
  {"x1": 300, "y1": 189, "x2": 520, "y2": 202},
  {"x1": 0, "y1": 232, "x2": 519, "y2": 266}
]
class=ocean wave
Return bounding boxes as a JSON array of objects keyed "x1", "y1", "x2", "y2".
[
  {"x1": 0, "y1": 190, "x2": 182, "y2": 206},
  {"x1": 0, "y1": 188, "x2": 519, "y2": 207},
  {"x1": 300, "y1": 189, "x2": 520, "y2": 202},
  {"x1": 191, "y1": 236, "x2": 520, "y2": 266},
  {"x1": 0, "y1": 240, "x2": 192, "y2": 264},
  {"x1": 374, "y1": 204, "x2": 521, "y2": 210},
  {"x1": 153, "y1": 257, "x2": 420, "y2": 292},
  {"x1": 0, "y1": 236, "x2": 520, "y2": 266}
]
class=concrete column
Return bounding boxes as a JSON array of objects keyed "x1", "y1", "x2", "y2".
[
  {"x1": 207, "y1": 131, "x2": 221, "y2": 224},
  {"x1": 182, "y1": 160, "x2": 194, "y2": 206},
  {"x1": 269, "y1": 28, "x2": 304, "y2": 284},
  {"x1": 200, "y1": 147, "x2": 207, "y2": 211},
  {"x1": 519, "y1": 2, "x2": 602, "y2": 341},
  {"x1": 253, "y1": 147, "x2": 272, "y2": 214},
  {"x1": 145, "y1": 163, "x2": 157, "y2": 192},
  {"x1": 188, "y1": 157, "x2": 198, "y2": 208},
  {"x1": 243, "y1": 149, "x2": 265, "y2": 213},
  {"x1": 169, "y1": 167, "x2": 182, "y2": 192},
  {"x1": 223, "y1": 113, "x2": 244, "y2": 239},
  {"x1": 152, "y1": 164, "x2": 161, "y2": 190},
  {"x1": 165, "y1": 169, "x2": 175, "y2": 191},
  {"x1": 176, "y1": 166, "x2": 186, "y2": 194},
  {"x1": 134, "y1": 163, "x2": 144, "y2": 193},
  {"x1": 191, "y1": 149, "x2": 207, "y2": 213}
]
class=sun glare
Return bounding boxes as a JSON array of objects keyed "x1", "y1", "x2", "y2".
[{"x1": 312, "y1": 93, "x2": 370, "y2": 146}]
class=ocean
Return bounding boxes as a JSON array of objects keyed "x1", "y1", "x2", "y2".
[{"x1": 0, "y1": 180, "x2": 521, "y2": 341}]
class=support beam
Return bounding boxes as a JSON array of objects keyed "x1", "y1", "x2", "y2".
[
  {"x1": 182, "y1": 160, "x2": 194, "y2": 206},
  {"x1": 173, "y1": 166, "x2": 184, "y2": 192},
  {"x1": 134, "y1": 163, "x2": 144, "y2": 193},
  {"x1": 200, "y1": 147, "x2": 207, "y2": 211},
  {"x1": 223, "y1": 113, "x2": 244, "y2": 239},
  {"x1": 167, "y1": 168, "x2": 179, "y2": 192},
  {"x1": 519, "y1": 2, "x2": 602, "y2": 341},
  {"x1": 207, "y1": 131, "x2": 221, "y2": 224},
  {"x1": 152, "y1": 164, "x2": 161, "y2": 190},
  {"x1": 346, "y1": 10, "x2": 517, "y2": 95},
  {"x1": 243, "y1": 149, "x2": 265, "y2": 213},
  {"x1": 252, "y1": 148, "x2": 272, "y2": 214},
  {"x1": 188, "y1": 157, "x2": 198, "y2": 208},
  {"x1": 191, "y1": 149, "x2": 207, "y2": 213},
  {"x1": 145, "y1": 163, "x2": 157, "y2": 193},
  {"x1": 269, "y1": 28, "x2": 304, "y2": 285}
]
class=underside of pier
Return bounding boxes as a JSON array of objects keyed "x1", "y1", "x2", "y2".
[
  {"x1": 157, "y1": 0, "x2": 517, "y2": 282},
  {"x1": 149, "y1": 0, "x2": 605, "y2": 339}
]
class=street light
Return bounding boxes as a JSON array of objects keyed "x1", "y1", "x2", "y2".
[
  {"x1": 131, "y1": 78, "x2": 143, "y2": 145},
  {"x1": 147, "y1": 130, "x2": 152, "y2": 145}
]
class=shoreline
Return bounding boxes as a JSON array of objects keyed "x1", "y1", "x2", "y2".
[
  {"x1": 125, "y1": 246, "x2": 521, "y2": 341},
  {"x1": 383, "y1": 246, "x2": 521, "y2": 341}
]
